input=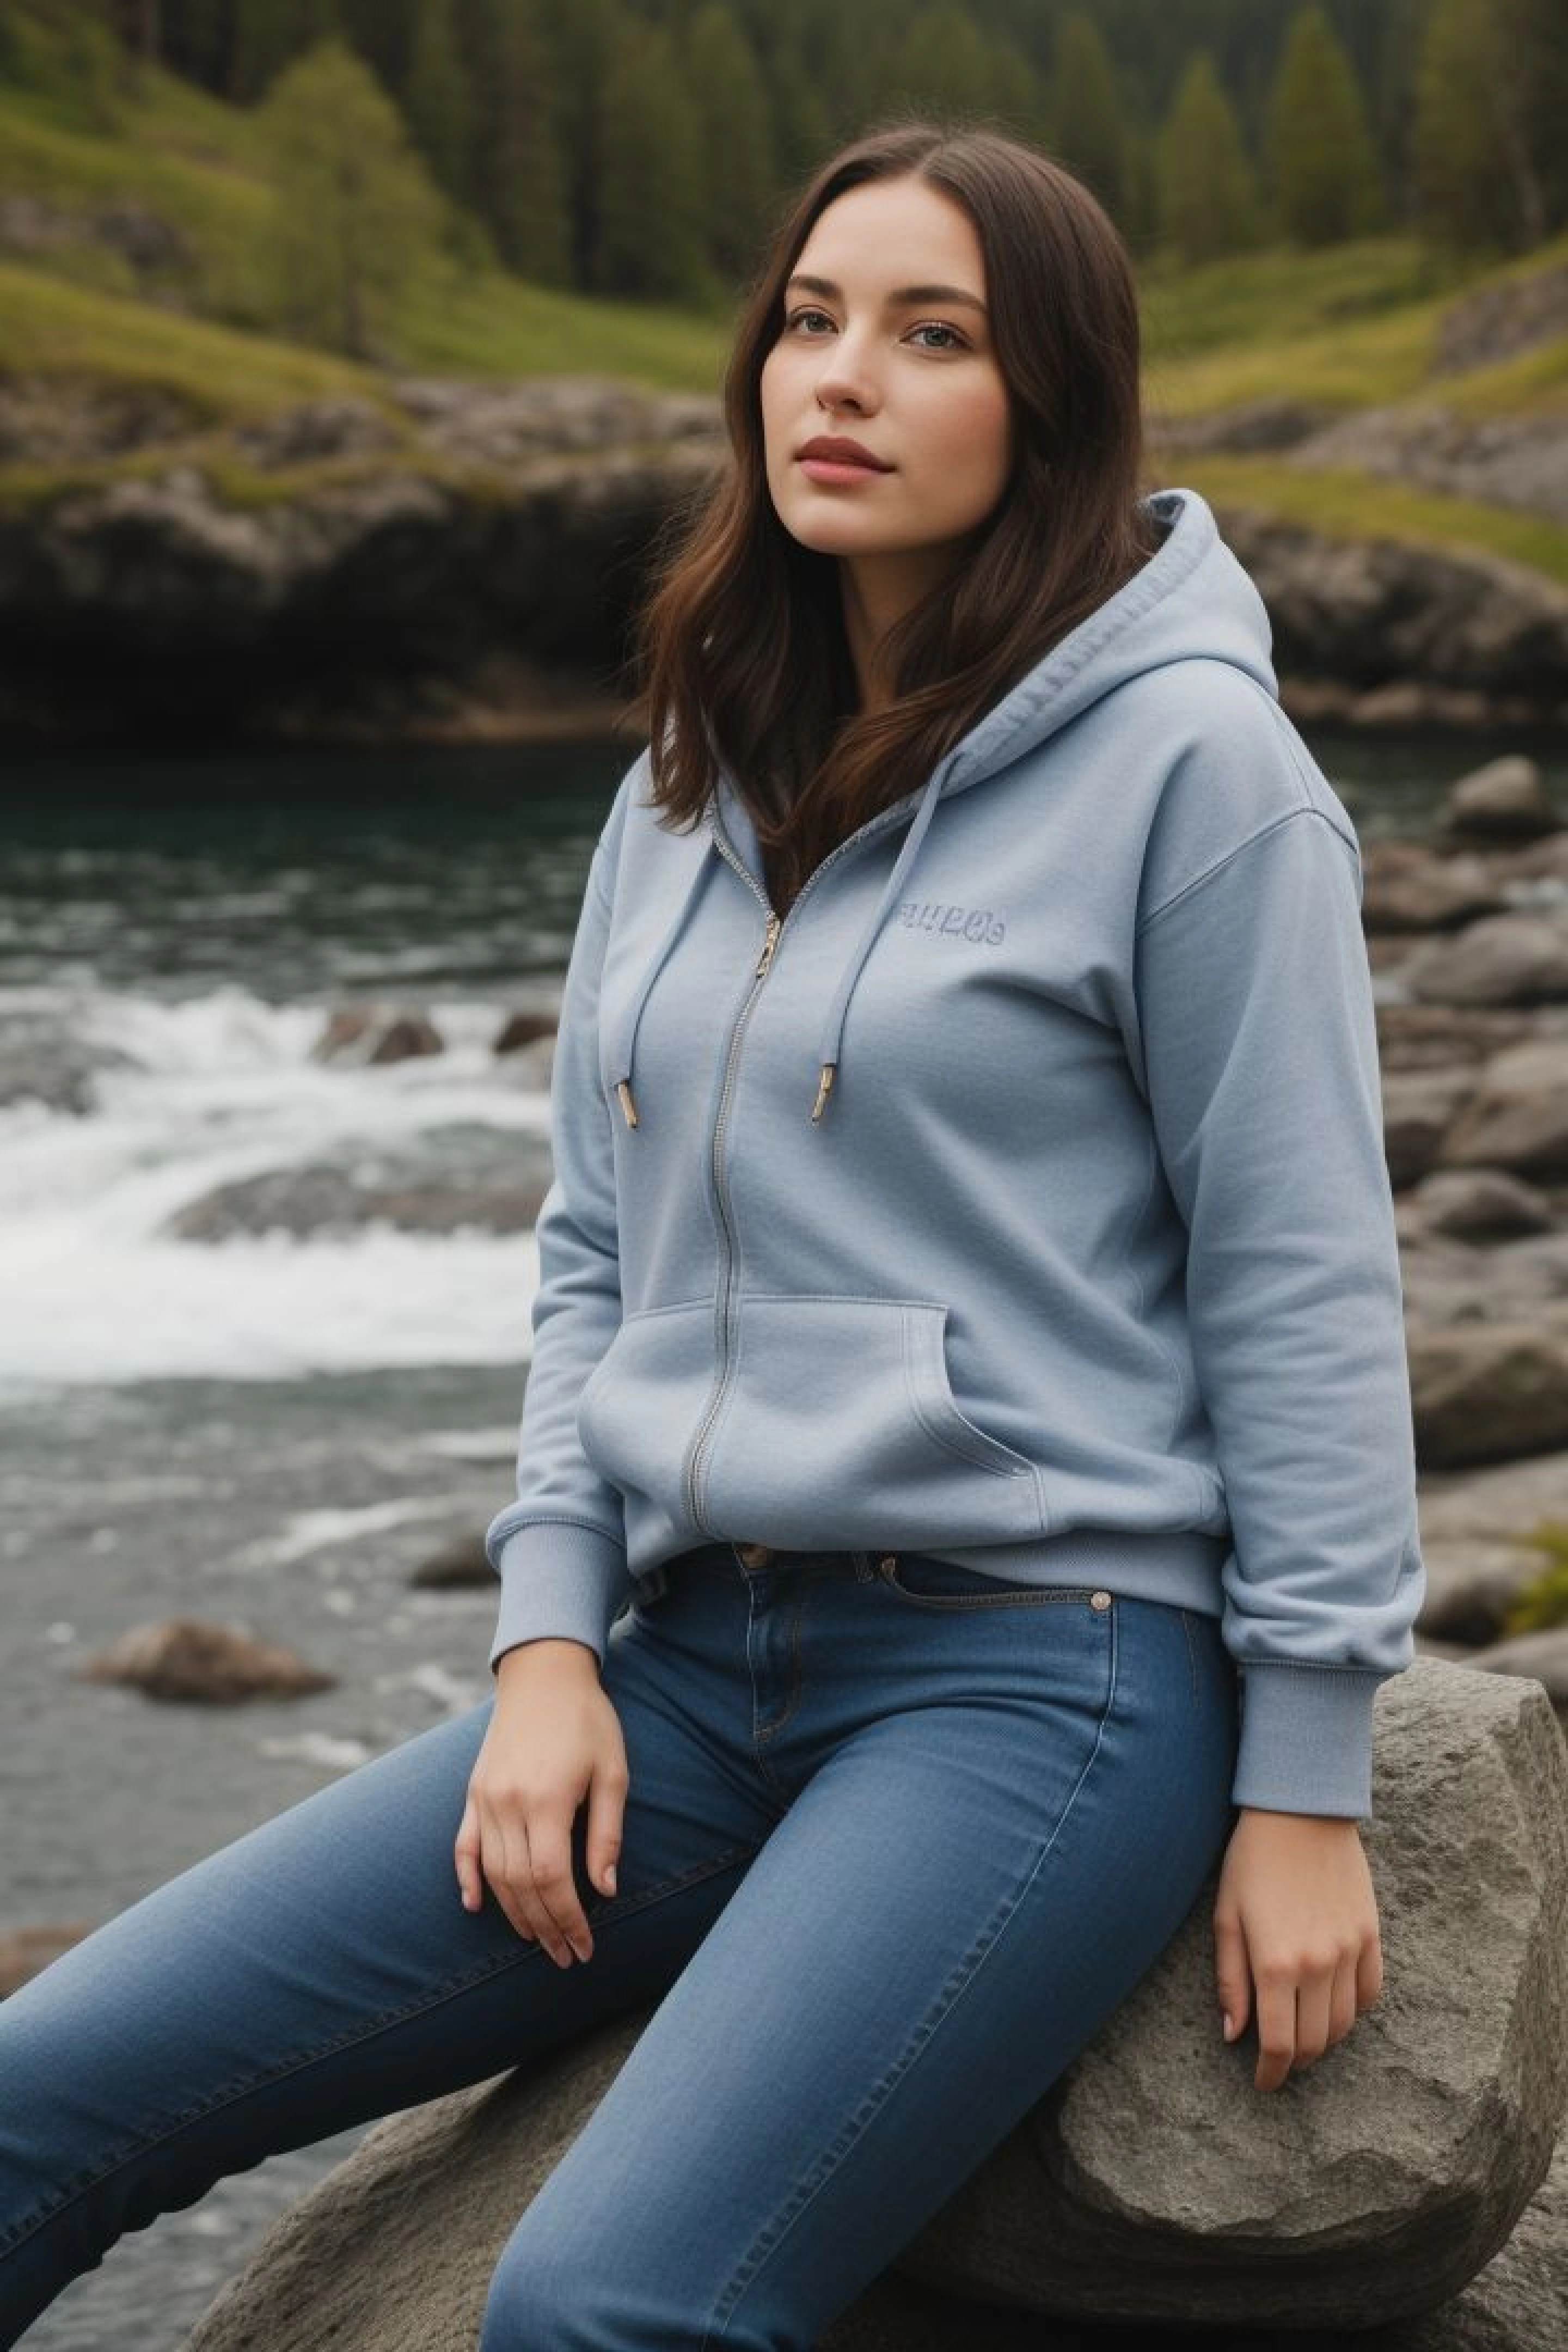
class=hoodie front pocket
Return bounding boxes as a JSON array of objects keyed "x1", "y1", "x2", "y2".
[
  {"x1": 575, "y1": 1300, "x2": 719, "y2": 1510},
  {"x1": 697, "y1": 1295, "x2": 1046, "y2": 1551}
]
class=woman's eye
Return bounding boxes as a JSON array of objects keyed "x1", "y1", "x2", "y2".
[
  {"x1": 908, "y1": 321, "x2": 966, "y2": 351},
  {"x1": 785, "y1": 308, "x2": 834, "y2": 335}
]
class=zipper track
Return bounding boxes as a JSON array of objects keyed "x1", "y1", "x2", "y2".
[{"x1": 679, "y1": 798, "x2": 922, "y2": 1538}]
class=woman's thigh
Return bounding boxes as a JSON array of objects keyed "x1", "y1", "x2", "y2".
[
  {"x1": 482, "y1": 1563, "x2": 1240, "y2": 2352},
  {"x1": 0, "y1": 1608, "x2": 780, "y2": 2346}
]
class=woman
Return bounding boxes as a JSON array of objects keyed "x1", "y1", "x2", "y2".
[{"x1": 1, "y1": 120, "x2": 1423, "y2": 2351}]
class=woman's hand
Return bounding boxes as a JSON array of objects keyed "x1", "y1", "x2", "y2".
[
  {"x1": 1213, "y1": 1806, "x2": 1384, "y2": 2092},
  {"x1": 454, "y1": 1639, "x2": 628, "y2": 1970}
]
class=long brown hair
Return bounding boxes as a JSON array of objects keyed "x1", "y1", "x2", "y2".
[{"x1": 632, "y1": 116, "x2": 1162, "y2": 911}]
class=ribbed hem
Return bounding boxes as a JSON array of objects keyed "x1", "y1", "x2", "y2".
[
  {"x1": 489, "y1": 1521, "x2": 632, "y2": 1673},
  {"x1": 1232, "y1": 1663, "x2": 1382, "y2": 1820}
]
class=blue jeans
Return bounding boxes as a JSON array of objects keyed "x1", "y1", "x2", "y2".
[{"x1": 0, "y1": 1542, "x2": 1239, "y2": 2350}]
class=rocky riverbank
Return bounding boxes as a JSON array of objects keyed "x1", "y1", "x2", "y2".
[{"x1": 1, "y1": 372, "x2": 1564, "y2": 745}]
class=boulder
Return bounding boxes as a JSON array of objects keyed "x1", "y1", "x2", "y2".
[
  {"x1": 1408, "y1": 1322, "x2": 1568, "y2": 1468},
  {"x1": 185, "y1": 1662, "x2": 1568, "y2": 2346},
  {"x1": 1360, "y1": 840, "x2": 1507, "y2": 932},
  {"x1": 312, "y1": 1004, "x2": 444, "y2": 1065},
  {"x1": 1374, "y1": 1003, "x2": 1535, "y2": 1075},
  {"x1": 1400, "y1": 912, "x2": 1568, "y2": 1009},
  {"x1": 78, "y1": 1620, "x2": 336, "y2": 1703},
  {"x1": 0, "y1": 1923, "x2": 92, "y2": 1998},
  {"x1": 1413, "y1": 1167, "x2": 1558, "y2": 1241},
  {"x1": 1417, "y1": 1449, "x2": 1568, "y2": 1549},
  {"x1": 1438, "y1": 1040, "x2": 1568, "y2": 1181},
  {"x1": 1381, "y1": 1068, "x2": 1480, "y2": 1189},
  {"x1": 1415, "y1": 1536, "x2": 1561, "y2": 1646},
  {"x1": 408, "y1": 1532, "x2": 494, "y2": 1590},
  {"x1": 1465, "y1": 1626, "x2": 1568, "y2": 1719},
  {"x1": 1438, "y1": 756, "x2": 1562, "y2": 843}
]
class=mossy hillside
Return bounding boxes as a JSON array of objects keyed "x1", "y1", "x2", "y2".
[{"x1": 2, "y1": 72, "x2": 1566, "y2": 571}]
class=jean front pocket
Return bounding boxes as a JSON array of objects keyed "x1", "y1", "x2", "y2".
[{"x1": 876, "y1": 1553, "x2": 1114, "y2": 1613}]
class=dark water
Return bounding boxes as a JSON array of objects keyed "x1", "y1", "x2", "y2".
[{"x1": 0, "y1": 720, "x2": 1559, "y2": 2350}]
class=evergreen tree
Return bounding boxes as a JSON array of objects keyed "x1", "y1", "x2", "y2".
[
  {"x1": 1, "y1": 0, "x2": 124, "y2": 125},
  {"x1": 684, "y1": 4, "x2": 776, "y2": 289},
  {"x1": 1156, "y1": 50, "x2": 1260, "y2": 265},
  {"x1": 1412, "y1": 0, "x2": 1545, "y2": 251},
  {"x1": 1049, "y1": 12, "x2": 1131, "y2": 224},
  {"x1": 402, "y1": 0, "x2": 471, "y2": 201},
  {"x1": 458, "y1": 0, "x2": 571, "y2": 284},
  {"x1": 1266, "y1": 5, "x2": 1383, "y2": 246},
  {"x1": 889, "y1": 6, "x2": 1005, "y2": 121},
  {"x1": 592, "y1": 16, "x2": 709, "y2": 298},
  {"x1": 768, "y1": 48, "x2": 835, "y2": 188},
  {"x1": 257, "y1": 35, "x2": 444, "y2": 354},
  {"x1": 549, "y1": 0, "x2": 627, "y2": 289},
  {"x1": 230, "y1": 0, "x2": 339, "y2": 102}
]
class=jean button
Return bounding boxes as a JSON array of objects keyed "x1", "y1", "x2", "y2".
[{"x1": 1090, "y1": 1590, "x2": 1113, "y2": 1611}]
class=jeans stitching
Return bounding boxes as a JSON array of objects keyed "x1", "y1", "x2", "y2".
[
  {"x1": 698, "y1": 1606, "x2": 1121, "y2": 2345},
  {"x1": 878, "y1": 1557, "x2": 1106, "y2": 1612},
  {"x1": 0, "y1": 1843, "x2": 757, "y2": 2261},
  {"x1": 752, "y1": 1565, "x2": 839, "y2": 1750},
  {"x1": 1180, "y1": 1608, "x2": 1202, "y2": 1707}
]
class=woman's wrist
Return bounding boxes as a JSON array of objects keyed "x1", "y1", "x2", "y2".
[{"x1": 495, "y1": 1637, "x2": 602, "y2": 1685}]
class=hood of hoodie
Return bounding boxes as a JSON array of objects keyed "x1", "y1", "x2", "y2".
[{"x1": 604, "y1": 484, "x2": 1277, "y2": 1128}]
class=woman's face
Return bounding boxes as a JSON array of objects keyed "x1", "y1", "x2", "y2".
[{"x1": 759, "y1": 174, "x2": 1014, "y2": 592}]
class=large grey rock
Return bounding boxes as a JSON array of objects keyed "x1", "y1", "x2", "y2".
[
  {"x1": 1440, "y1": 756, "x2": 1562, "y2": 843},
  {"x1": 1439, "y1": 1039, "x2": 1568, "y2": 1180},
  {"x1": 1409, "y1": 1321, "x2": 1568, "y2": 1467},
  {"x1": 1401, "y1": 912, "x2": 1568, "y2": 1009},
  {"x1": 1418, "y1": 1448, "x2": 1568, "y2": 1547},
  {"x1": 185, "y1": 1662, "x2": 1568, "y2": 2347}
]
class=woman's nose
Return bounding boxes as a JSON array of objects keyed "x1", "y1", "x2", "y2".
[{"x1": 812, "y1": 339, "x2": 880, "y2": 414}]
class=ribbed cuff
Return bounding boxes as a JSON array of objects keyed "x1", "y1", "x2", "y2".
[
  {"x1": 489, "y1": 1521, "x2": 632, "y2": 1673},
  {"x1": 1231, "y1": 1663, "x2": 1383, "y2": 1820}
]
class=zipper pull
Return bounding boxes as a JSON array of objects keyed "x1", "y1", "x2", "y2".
[
  {"x1": 615, "y1": 1079, "x2": 639, "y2": 1128},
  {"x1": 755, "y1": 911, "x2": 781, "y2": 979},
  {"x1": 810, "y1": 1062, "x2": 835, "y2": 1122}
]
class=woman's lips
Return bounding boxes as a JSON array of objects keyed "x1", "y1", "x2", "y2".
[{"x1": 798, "y1": 456, "x2": 892, "y2": 484}]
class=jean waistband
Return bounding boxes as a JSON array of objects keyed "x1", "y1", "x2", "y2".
[{"x1": 629, "y1": 1527, "x2": 1228, "y2": 1612}]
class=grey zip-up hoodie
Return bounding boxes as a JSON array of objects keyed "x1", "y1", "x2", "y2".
[{"x1": 485, "y1": 485, "x2": 1425, "y2": 1821}]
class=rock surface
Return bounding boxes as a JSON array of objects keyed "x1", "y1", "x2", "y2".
[
  {"x1": 183, "y1": 1662, "x2": 1568, "y2": 2346},
  {"x1": 78, "y1": 1619, "x2": 336, "y2": 1702},
  {"x1": 2, "y1": 375, "x2": 1565, "y2": 744}
]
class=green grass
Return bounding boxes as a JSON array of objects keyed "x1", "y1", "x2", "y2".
[
  {"x1": 1172, "y1": 455, "x2": 1568, "y2": 586},
  {"x1": 0, "y1": 262, "x2": 393, "y2": 422},
  {"x1": 1142, "y1": 232, "x2": 1568, "y2": 419},
  {"x1": 1500, "y1": 1524, "x2": 1568, "y2": 1636},
  {"x1": 0, "y1": 72, "x2": 731, "y2": 394}
]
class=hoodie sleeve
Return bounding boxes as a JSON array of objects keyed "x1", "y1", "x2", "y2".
[
  {"x1": 483, "y1": 831, "x2": 632, "y2": 1673},
  {"x1": 1134, "y1": 803, "x2": 1424, "y2": 1821}
]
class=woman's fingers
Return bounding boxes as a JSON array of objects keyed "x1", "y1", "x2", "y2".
[
  {"x1": 1212, "y1": 1906, "x2": 1250, "y2": 2045},
  {"x1": 475, "y1": 1790, "x2": 592, "y2": 1967},
  {"x1": 1251, "y1": 1971, "x2": 1299, "y2": 2092},
  {"x1": 454, "y1": 1796, "x2": 484, "y2": 1914}
]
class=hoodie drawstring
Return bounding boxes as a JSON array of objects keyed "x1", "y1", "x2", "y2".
[
  {"x1": 808, "y1": 753, "x2": 958, "y2": 1123},
  {"x1": 607, "y1": 754, "x2": 961, "y2": 1134},
  {"x1": 604, "y1": 849, "x2": 717, "y2": 1131}
]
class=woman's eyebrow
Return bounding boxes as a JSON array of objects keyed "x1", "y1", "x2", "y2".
[{"x1": 785, "y1": 272, "x2": 988, "y2": 316}]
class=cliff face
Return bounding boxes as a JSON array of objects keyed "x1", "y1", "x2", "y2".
[{"x1": 1, "y1": 373, "x2": 1564, "y2": 745}]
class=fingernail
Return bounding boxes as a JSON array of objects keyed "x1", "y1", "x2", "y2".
[
  {"x1": 604, "y1": 1864, "x2": 617, "y2": 1893},
  {"x1": 1222, "y1": 2012, "x2": 1234, "y2": 2039}
]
